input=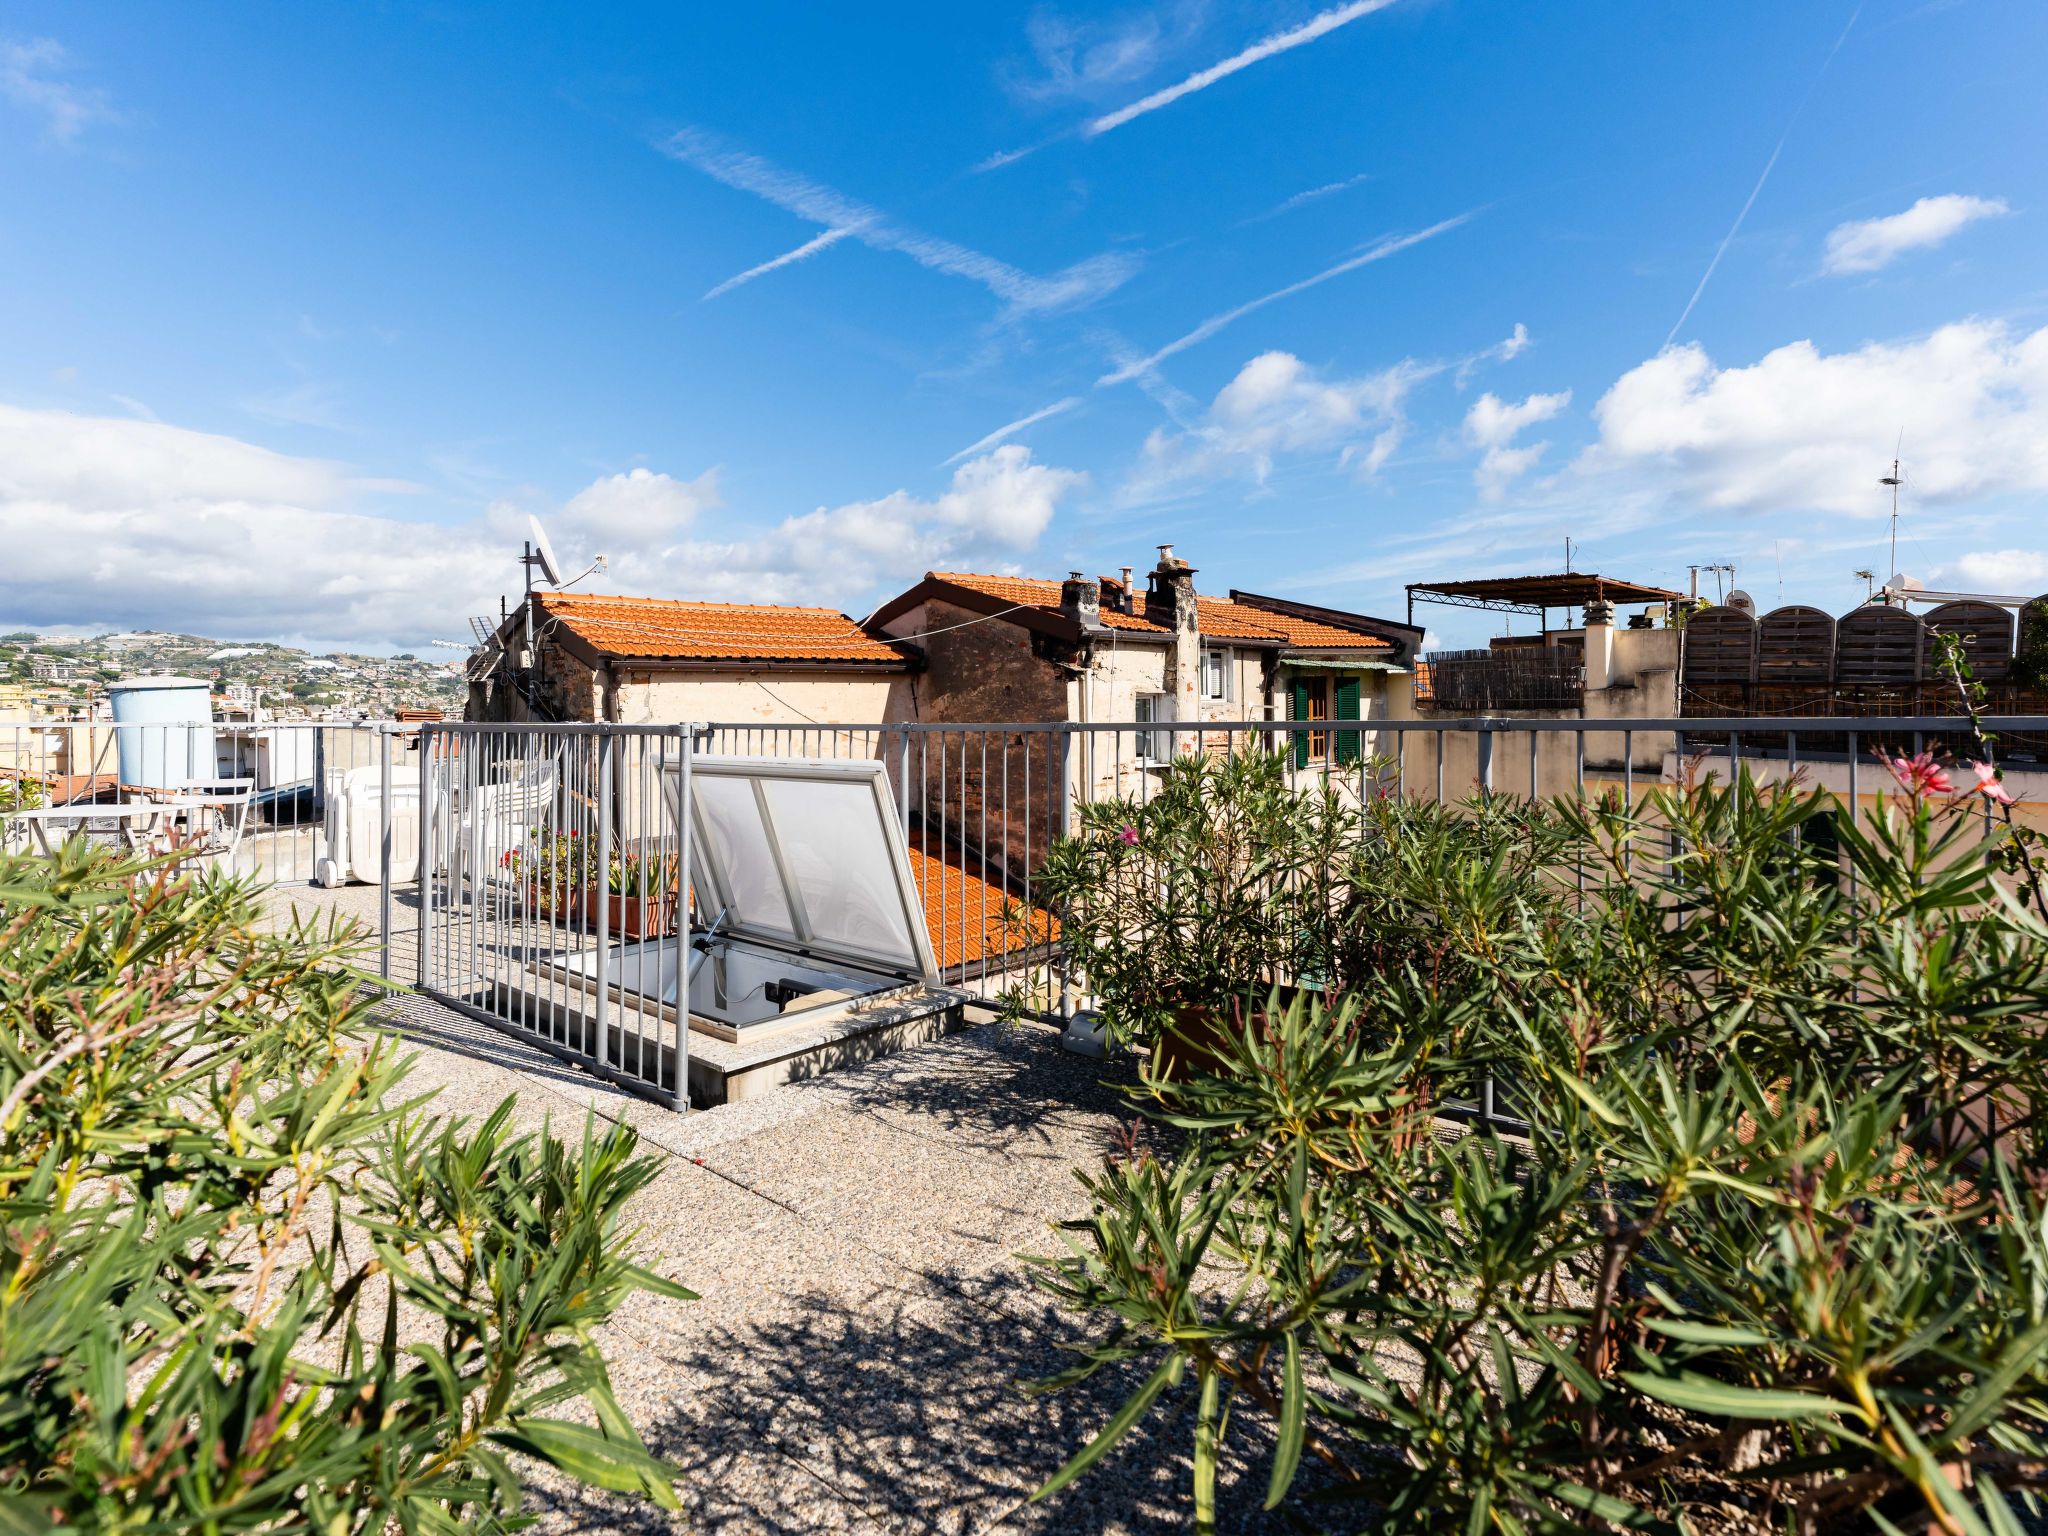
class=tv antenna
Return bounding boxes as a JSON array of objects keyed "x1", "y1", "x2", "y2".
[
  {"x1": 1853, "y1": 568, "x2": 1876, "y2": 603},
  {"x1": 1879, "y1": 443, "x2": 1906, "y2": 598},
  {"x1": 1687, "y1": 563, "x2": 1735, "y2": 604}
]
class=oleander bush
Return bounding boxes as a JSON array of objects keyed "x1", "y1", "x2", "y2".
[
  {"x1": 1032, "y1": 754, "x2": 2048, "y2": 1534},
  {"x1": 0, "y1": 840, "x2": 689, "y2": 1531}
]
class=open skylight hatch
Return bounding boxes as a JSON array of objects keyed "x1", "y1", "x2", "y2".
[{"x1": 538, "y1": 756, "x2": 945, "y2": 1046}]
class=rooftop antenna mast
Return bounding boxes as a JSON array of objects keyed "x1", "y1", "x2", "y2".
[{"x1": 1880, "y1": 440, "x2": 1905, "y2": 601}]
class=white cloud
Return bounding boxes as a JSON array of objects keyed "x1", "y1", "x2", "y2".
[
  {"x1": 702, "y1": 224, "x2": 864, "y2": 299},
  {"x1": 0, "y1": 406, "x2": 503, "y2": 646},
  {"x1": 0, "y1": 403, "x2": 1084, "y2": 643},
  {"x1": 1583, "y1": 320, "x2": 2048, "y2": 514},
  {"x1": 560, "y1": 467, "x2": 723, "y2": 545},
  {"x1": 1100, "y1": 213, "x2": 1474, "y2": 385},
  {"x1": 1128, "y1": 349, "x2": 1429, "y2": 499},
  {"x1": 1453, "y1": 322, "x2": 1531, "y2": 389},
  {"x1": 1004, "y1": 7, "x2": 1185, "y2": 103},
  {"x1": 664, "y1": 127, "x2": 1138, "y2": 314},
  {"x1": 1464, "y1": 389, "x2": 1570, "y2": 500},
  {"x1": 1240, "y1": 171, "x2": 1373, "y2": 226},
  {"x1": 944, "y1": 396, "x2": 1083, "y2": 465},
  {"x1": 1821, "y1": 194, "x2": 2011, "y2": 275},
  {"x1": 608, "y1": 445, "x2": 1087, "y2": 603},
  {"x1": 1087, "y1": 0, "x2": 1397, "y2": 137},
  {"x1": 0, "y1": 37, "x2": 117, "y2": 143},
  {"x1": 1947, "y1": 549, "x2": 2048, "y2": 593}
]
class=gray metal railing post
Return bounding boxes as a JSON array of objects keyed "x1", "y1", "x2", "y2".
[
  {"x1": 378, "y1": 724, "x2": 392, "y2": 981},
  {"x1": 673, "y1": 727, "x2": 694, "y2": 1111},
  {"x1": 595, "y1": 729, "x2": 613, "y2": 1069},
  {"x1": 1058, "y1": 728, "x2": 1075, "y2": 1019},
  {"x1": 1476, "y1": 718, "x2": 1495, "y2": 801},
  {"x1": 897, "y1": 726, "x2": 911, "y2": 834},
  {"x1": 417, "y1": 724, "x2": 432, "y2": 991}
]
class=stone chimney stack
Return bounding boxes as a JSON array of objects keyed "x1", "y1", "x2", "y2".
[
  {"x1": 1060, "y1": 571, "x2": 1105, "y2": 632},
  {"x1": 1147, "y1": 545, "x2": 1201, "y2": 726}
]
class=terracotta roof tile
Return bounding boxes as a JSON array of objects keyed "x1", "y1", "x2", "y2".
[
  {"x1": 926, "y1": 573, "x2": 1390, "y2": 649},
  {"x1": 1233, "y1": 607, "x2": 1393, "y2": 651},
  {"x1": 536, "y1": 592, "x2": 912, "y2": 666},
  {"x1": 928, "y1": 573, "x2": 1165, "y2": 632},
  {"x1": 905, "y1": 825, "x2": 1057, "y2": 972}
]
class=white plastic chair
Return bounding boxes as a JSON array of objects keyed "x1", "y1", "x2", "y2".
[
  {"x1": 166, "y1": 778, "x2": 258, "y2": 867},
  {"x1": 450, "y1": 763, "x2": 559, "y2": 899}
]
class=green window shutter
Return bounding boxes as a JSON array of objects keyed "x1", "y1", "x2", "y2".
[
  {"x1": 1290, "y1": 675, "x2": 1310, "y2": 769},
  {"x1": 1335, "y1": 674, "x2": 1362, "y2": 765}
]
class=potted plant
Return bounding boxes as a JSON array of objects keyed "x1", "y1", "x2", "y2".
[
  {"x1": 1037, "y1": 751, "x2": 1367, "y2": 1076},
  {"x1": 588, "y1": 847, "x2": 680, "y2": 940},
  {"x1": 506, "y1": 828, "x2": 594, "y2": 924}
]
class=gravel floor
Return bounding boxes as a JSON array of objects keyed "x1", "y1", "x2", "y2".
[{"x1": 363, "y1": 987, "x2": 1344, "y2": 1535}]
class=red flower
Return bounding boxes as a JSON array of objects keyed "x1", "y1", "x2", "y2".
[
  {"x1": 1969, "y1": 760, "x2": 2016, "y2": 807},
  {"x1": 1118, "y1": 825, "x2": 1140, "y2": 847},
  {"x1": 1881, "y1": 748, "x2": 1954, "y2": 800}
]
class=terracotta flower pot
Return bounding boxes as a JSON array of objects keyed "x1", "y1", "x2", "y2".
[{"x1": 582, "y1": 888, "x2": 679, "y2": 940}]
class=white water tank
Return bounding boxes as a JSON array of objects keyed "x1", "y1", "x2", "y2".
[{"x1": 108, "y1": 676, "x2": 215, "y2": 791}]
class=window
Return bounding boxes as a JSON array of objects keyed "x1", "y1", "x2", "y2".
[
  {"x1": 1298, "y1": 677, "x2": 1330, "y2": 763},
  {"x1": 1134, "y1": 692, "x2": 1173, "y2": 762},
  {"x1": 1200, "y1": 646, "x2": 1233, "y2": 702},
  {"x1": 1288, "y1": 673, "x2": 1362, "y2": 769}
]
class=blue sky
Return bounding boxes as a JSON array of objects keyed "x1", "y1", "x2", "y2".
[{"x1": 3, "y1": 0, "x2": 2045, "y2": 649}]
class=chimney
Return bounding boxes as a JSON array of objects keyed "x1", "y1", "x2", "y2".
[
  {"x1": 1060, "y1": 570, "x2": 1104, "y2": 631},
  {"x1": 1147, "y1": 545, "x2": 1201, "y2": 725},
  {"x1": 1103, "y1": 566, "x2": 1135, "y2": 614},
  {"x1": 1583, "y1": 597, "x2": 1616, "y2": 691}
]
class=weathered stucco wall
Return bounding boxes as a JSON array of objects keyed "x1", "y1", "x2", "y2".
[
  {"x1": 884, "y1": 599, "x2": 1073, "y2": 876},
  {"x1": 615, "y1": 671, "x2": 907, "y2": 734}
]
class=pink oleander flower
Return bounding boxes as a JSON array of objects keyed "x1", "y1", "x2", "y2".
[
  {"x1": 1970, "y1": 760, "x2": 2016, "y2": 807},
  {"x1": 1881, "y1": 748, "x2": 1954, "y2": 800},
  {"x1": 1118, "y1": 824, "x2": 1140, "y2": 847}
]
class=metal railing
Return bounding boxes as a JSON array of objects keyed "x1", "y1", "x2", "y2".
[
  {"x1": 415, "y1": 722, "x2": 696, "y2": 1110},
  {"x1": 16, "y1": 711, "x2": 2043, "y2": 1119},
  {"x1": 1, "y1": 717, "x2": 426, "y2": 980}
]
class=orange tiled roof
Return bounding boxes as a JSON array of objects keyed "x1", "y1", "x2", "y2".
[
  {"x1": 536, "y1": 592, "x2": 913, "y2": 666},
  {"x1": 927, "y1": 573, "x2": 1390, "y2": 649},
  {"x1": 905, "y1": 824, "x2": 1058, "y2": 972},
  {"x1": 1228, "y1": 605, "x2": 1394, "y2": 651},
  {"x1": 928, "y1": 573, "x2": 1164, "y2": 633}
]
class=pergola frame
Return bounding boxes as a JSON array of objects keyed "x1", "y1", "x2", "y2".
[{"x1": 1405, "y1": 573, "x2": 1686, "y2": 629}]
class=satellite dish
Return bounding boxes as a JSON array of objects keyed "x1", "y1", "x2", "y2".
[
  {"x1": 1726, "y1": 589, "x2": 1756, "y2": 617},
  {"x1": 527, "y1": 515, "x2": 563, "y2": 587}
]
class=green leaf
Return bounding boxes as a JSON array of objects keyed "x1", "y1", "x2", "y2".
[
  {"x1": 1641, "y1": 1318, "x2": 1776, "y2": 1347},
  {"x1": 1621, "y1": 1371, "x2": 1859, "y2": 1423},
  {"x1": 1264, "y1": 1332, "x2": 1306, "y2": 1509},
  {"x1": 1033, "y1": 1355, "x2": 1180, "y2": 1502},
  {"x1": 487, "y1": 1417, "x2": 681, "y2": 1511}
]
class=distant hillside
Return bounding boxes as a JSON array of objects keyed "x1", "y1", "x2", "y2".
[{"x1": 0, "y1": 629, "x2": 466, "y2": 717}]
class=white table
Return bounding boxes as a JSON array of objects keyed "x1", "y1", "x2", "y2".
[{"x1": 2, "y1": 802, "x2": 171, "y2": 856}]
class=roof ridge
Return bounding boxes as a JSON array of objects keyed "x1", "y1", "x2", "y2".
[{"x1": 539, "y1": 591, "x2": 857, "y2": 618}]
